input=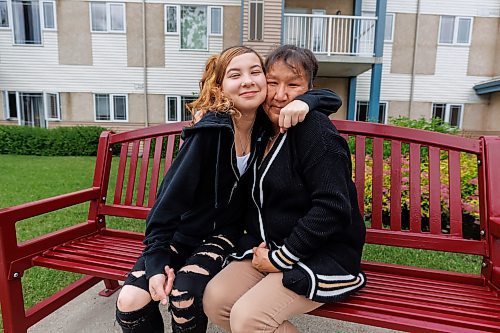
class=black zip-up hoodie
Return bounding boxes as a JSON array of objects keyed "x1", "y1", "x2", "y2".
[{"x1": 141, "y1": 89, "x2": 341, "y2": 279}]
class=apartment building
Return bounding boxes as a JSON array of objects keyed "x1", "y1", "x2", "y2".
[
  {"x1": 0, "y1": 0, "x2": 241, "y2": 131},
  {"x1": 1, "y1": 0, "x2": 499, "y2": 136}
]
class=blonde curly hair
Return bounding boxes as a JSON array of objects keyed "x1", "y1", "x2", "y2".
[{"x1": 187, "y1": 46, "x2": 264, "y2": 121}]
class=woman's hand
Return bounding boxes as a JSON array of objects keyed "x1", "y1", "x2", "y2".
[
  {"x1": 149, "y1": 265, "x2": 175, "y2": 305},
  {"x1": 252, "y1": 242, "x2": 280, "y2": 273},
  {"x1": 278, "y1": 100, "x2": 309, "y2": 133}
]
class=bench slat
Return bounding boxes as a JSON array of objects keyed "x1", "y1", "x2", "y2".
[
  {"x1": 449, "y1": 150, "x2": 463, "y2": 236},
  {"x1": 124, "y1": 141, "x2": 140, "y2": 206},
  {"x1": 164, "y1": 134, "x2": 176, "y2": 176},
  {"x1": 371, "y1": 137, "x2": 384, "y2": 229},
  {"x1": 355, "y1": 136, "x2": 366, "y2": 218},
  {"x1": 114, "y1": 143, "x2": 128, "y2": 204},
  {"x1": 409, "y1": 143, "x2": 421, "y2": 232},
  {"x1": 148, "y1": 136, "x2": 164, "y2": 207},
  {"x1": 136, "y1": 138, "x2": 151, "y2": 207},
  {"x1": 390, "y1": 140, "x2": 402, "y2": 231},
  {"x1": 429, "y1": 146, "x2": 442, "y2": 234}
]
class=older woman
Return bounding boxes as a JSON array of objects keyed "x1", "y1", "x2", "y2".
[{"x1": 203, "y1": 45, "x2": 366, "y2": 333}]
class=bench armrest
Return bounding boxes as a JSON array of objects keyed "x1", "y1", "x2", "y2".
[{"x1": 0, "y1": 187, "x2": 101, "y2": 225}]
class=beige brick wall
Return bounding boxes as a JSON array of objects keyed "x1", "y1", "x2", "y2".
[
  {"x1": 313, "y1": 77, "x2": 349, "y2": 120},
  {"x1": 223, "y1": 6, "x2": 241, "y2": 49},
  {"x1": 60, "y1": 92, "x2": 94, "y2": 122},
  {"x1": 57, "y1": 1, "x2": 92, "y2": 65},
  {"x1": 468, "y1": 17, "x2": 498, "y2": 77}
]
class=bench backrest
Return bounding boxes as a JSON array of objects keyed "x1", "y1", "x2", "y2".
[{"x1": 93, "y1": 120, "x2": 500, "y2": 284}]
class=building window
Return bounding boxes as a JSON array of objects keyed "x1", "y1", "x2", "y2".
[
  {"x1": 166, "y1": 95, "x2": 196, "y2": 122},
  {"x1": 94, "y1": 94, "x2": 128, "y2": 122},
  {"x1": 384, "y1": 13, "x2": 394, "y2": 42},
  {"x1": 249, "y1": 0, "x2": 263, "y2": 41},
  {"x1": 165, "y1": 5, "x2": 222, "y2": 49},
  {"x1": 165, "y1": 5, "x2": 178, "y2": 33},
  {"x1": 0, "y1": 0, "x2": 8, "y2": 27},
  {"x1": 12, "y1": 0, "x2": 42, "y2": 44},
  {"x1": 432, "y1": 103, "x2": 463, "y2": 128},
  {"x1": 3, "y1": 91, "x2": 18, "y2": 119},
  {"x1": 90, "y1": 2, "x2": 125, "y2": 33},
  {"x1": 209, "y1": 6, "x2": 222, "y2": 35},
  {"x1": 439, "y1": 16, "x2": 472, "y2": 45},
  {"x1": 45, "y1": 92, "x2": 60, "y2": 120},
  {"x1": 42, "y1": 1, "x2": 56, "y2": 29},
  {"x1": 356, "y1": 101, "x2": 387, "y2": 124}
]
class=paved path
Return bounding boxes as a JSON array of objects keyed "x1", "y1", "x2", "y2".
[{"x1": 28, "y1": 283, "x2": 400, "y2": 333}]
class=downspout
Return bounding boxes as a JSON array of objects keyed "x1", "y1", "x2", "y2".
[
  {"x1": 408, "y1": 0, "x2": 421, "y2": 117},
  {"x1": 142, "y1": 0, "x2": 149, "y2": 127}
]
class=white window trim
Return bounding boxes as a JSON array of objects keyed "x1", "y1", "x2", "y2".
[
  {"x1": 90, "y1": 2, "x2": 126, "y2": 34},
  {"x1": 44, "y1": 92, "x2": 60, "y2": 121},
  {"x1": 438, "y1": 16, "x2": 473, "y2": 46},
  {"x1": 93, "y1": 93, "x2": 129, "y2": 122},
  {"x1": 431, "y1": 103, "x2": 464, "y2": 129},
  {"x1": 384, "y1": 13, "x2": 395, "y2": 43},
  {"x1": 248, "y1": 0, "x2": 264, "y2": 41},
  {"x1": 208, "y1": 6, "x2": 223, "y2": 36},
  {"x1": 10, "y1": 0, "x2": 45, "y2": 46},
  {"x1": 164, "y1": 4, "x2": 179, "y2": 35},
  {"x1": 165, "y1": 95, "x2": 197, "y2": 122},
  {"x1": 42, "y1": 0, "x2": 57, "y2": 31},
  {"x1": 355, "y1": 100, "x2": 388, "y2": 124},
  {"x1": 0, "y1": 0, "x2": 10, "y2": 29}
]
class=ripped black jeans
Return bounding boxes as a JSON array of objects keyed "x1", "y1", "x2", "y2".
[{"x1": 116, "y1": 235, "x2": 233, "y2": 333}]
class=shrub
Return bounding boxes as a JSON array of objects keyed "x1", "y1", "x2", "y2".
[{"x1": 0, "y1": 125, "x2": 109, "y2": 156}]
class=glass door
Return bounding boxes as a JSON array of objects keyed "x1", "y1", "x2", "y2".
[{"x1": 19, "y1": 92, "x2": 45, "y2": 128}]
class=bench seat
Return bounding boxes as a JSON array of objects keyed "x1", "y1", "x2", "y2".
[{"x1": 32, "y1": 230, "x2": 500, "y2": 333}]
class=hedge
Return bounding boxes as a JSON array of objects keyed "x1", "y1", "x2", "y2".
[{"x1": 0, "y1": 125, "x2": 110, "y2": 156}]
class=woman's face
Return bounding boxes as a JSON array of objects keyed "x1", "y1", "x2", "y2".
[
  {"x1": 264, "y1": 60, "x2": 309, "y2": 126},
  {"x1": 221, "y1": 52, "x2": 267, "y2": 115}
]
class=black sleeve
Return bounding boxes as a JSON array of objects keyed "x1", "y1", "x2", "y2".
[
  {"x1": 142, "y1": 130, "x2": 211, "y2": 279},
  {"x1": 294, "y1": 88, "x2": 342, "y2": 116}
]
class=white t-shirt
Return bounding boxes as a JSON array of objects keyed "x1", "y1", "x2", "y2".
[{"x1": 236, "y1": 153, "x2": 250, "y2": 176}]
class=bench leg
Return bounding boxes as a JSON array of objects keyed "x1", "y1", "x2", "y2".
[
  {"x1": 0, "y1": 278, "x2": 28, "y2": 333},
  {"x1": 98, "y1": 279, "x2": 121, "y2": 297}
]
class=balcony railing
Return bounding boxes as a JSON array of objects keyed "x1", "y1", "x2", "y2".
[{"x1": 283, "y1": 14, "x2": 377, "y2": 56}]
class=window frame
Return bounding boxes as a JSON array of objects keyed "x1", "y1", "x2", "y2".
[
  {"x1": 11, "y1": 0, "x2": 44, "y2": 45},
  {"x1": 208, "y1": 6, "x2": 222, "y2": 36},
  {"x1": 165, "y1": 95, "x2": 196, "y2": 123},
  {"x1": 248, "y1": 0, "x2": 264, "y2": 41},
  {"x1": 165, "y1": 4, "x2": 179, "y2": 35},
  {"x1": 42, "y1": 0, "x2": 56, "y2": 30},
  {"x1": 355, "y1": 100, "x2": 388, "y2": 124},
  {"x1": 0, "y1": 0, "x2": 9, "y2": 29},
  {"x1": 93, "y1": 93, "x2": 128, "y2": 122},
  {"x1": 438, "y1": 15, "x2": 473, "y2": 46},
  {"x1": 3, "y1": 91, "x2": 19, "y2": 120},
  {"x1": 431, "y1": 103, "x2": 463, "y2": 128},
  {"x1": 384, "y1": 13, "x2": 395, "y2": 42},
  {"x1": 44, "y1": 92, "x2": 60, "y2": 121},
  {"x1": 90, "y1": 2, "x2": 126, "y2": 33}
]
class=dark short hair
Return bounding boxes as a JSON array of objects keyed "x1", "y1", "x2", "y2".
[{"x1": 264, "y1": 45, "x2": 318, "y2": 89}]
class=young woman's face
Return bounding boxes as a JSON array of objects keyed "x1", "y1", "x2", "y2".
[
  {"x1": 264, "y1": 60, "x2": 309, "y2": 126},
  {"x1": 221, "y1": 52, "x2": 267, "y2": 115}
]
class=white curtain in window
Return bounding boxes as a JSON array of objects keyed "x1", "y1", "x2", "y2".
[
  {"x1": 110, "y1": 4, "x2": 124, "y2": 31},
  {"x1": 439, "y1": 16, "x2": 454, "y2": 44},
  {"x1": 43, "y1": 1, "x2": 55, "y2": 29},
  {"x1": 457, "y1": 18, "x2": 471, "y2": 44},
  {"x1": 210, "y1": 7, "x2": 221, "y2": 34},
  {"x1": 91, "y1": 3, "x2": 106, "y2": 31},
  {"x1": 12, "y1": 0, "x2": 41, "y2": 44},
  {"x1": 181, "y1": 6, "x2": 207, "y2": 50},
  {"x1": 19, "y1": 93, "x2": 45, "y2": 127}
]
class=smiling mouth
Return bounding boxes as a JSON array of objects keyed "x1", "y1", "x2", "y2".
[{"x1": 240, "y1": 91, "x2": 259, "y2": 97}]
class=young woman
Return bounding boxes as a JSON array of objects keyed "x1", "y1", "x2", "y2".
[
  {"x1": 115, "y1": 46, "x2": 341, "y2": 333},
  {"x1": 203, "y1": 45, "x2": 366, "y2": 333}
]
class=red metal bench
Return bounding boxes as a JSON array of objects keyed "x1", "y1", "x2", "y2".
[{"x1": 1, "y1": 120, "x2": 499, "y2": 332}]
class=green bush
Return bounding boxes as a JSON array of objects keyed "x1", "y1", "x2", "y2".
[{"x1": 0, "y1": 125, "x2": 109, "y2": 156}]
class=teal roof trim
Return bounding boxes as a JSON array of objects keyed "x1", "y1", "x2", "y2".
[{"x1": 474, "y1": 77, "x2": 500, "y2": 95}]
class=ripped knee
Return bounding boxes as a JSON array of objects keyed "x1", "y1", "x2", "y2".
[
  {"x1": 178, "y1": 264, "x2": 209, "y2": 275},
  {"x1": 172, "y1": 313, "x2": 194, "y2": 324},
  {"x1": 214, "y1": 235, "x2": 234, "y2": 247},
  {"x1": 195, "y1": 251, "x2": 223, "y2": 261},
  {"x1": 131, "y1": 270, "x2": 145, "y2": 278}
]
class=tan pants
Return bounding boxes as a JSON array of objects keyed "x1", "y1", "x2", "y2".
[{"x1": 203, "y1": 260, "x2": 323, "y2": 333}]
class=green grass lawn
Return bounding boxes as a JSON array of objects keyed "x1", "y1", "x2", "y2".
[{"x1": 0, "y1": 154, "x2": 482, "y2": 331}]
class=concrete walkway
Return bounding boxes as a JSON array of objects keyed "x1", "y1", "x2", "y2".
[{"x1": 28, "y1": 283, "x2": 400, "y2": 333}]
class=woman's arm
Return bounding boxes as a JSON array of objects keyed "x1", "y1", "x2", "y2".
[{"x1": 142, "y1": 130, "x2": 211, "y2": 279}]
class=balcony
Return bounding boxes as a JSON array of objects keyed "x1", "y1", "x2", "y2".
[{"x1": 283, "y1": 14, "x2": 382, "y2": 77}]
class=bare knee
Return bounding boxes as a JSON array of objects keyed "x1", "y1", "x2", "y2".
[{"x1": 117, "y1": 285, "x2": 151, "y2": 312}]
